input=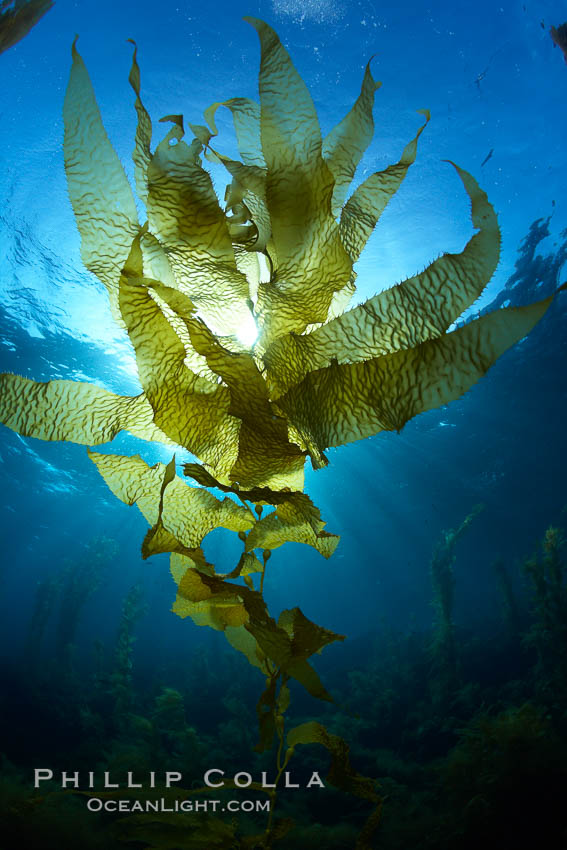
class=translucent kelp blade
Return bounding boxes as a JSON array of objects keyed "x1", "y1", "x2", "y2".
[
  {"x1": 224, "y1": 624, "x2": 267, "y2": 671},
  {"x1": 205, "y1": 147, "x2": 271, "y2": 252},
  {"x1": 145, "y1": 124, "x2": 252, "y2": 336},
  {"x1": 322, "y1": 62, "x2": 382, "y2": 216},
  {"x1": 171, "y1": 557, "x2": 249, "y2": 629},
  {"x1": 275, "y1": 296, "x2": 556, "y2": 454},
  {"x1": 228, "y1": 421, "x2": 306, "y2": 491},
  {"x1": 118, "y1": 271, "x2": 240, "y2": 478},
  {"x1": 0, "y1": 375, "x2": 171, "y2": 445},
  {"x1": 245, "y1": 17, "x2": 353, "y2": 342},
  {"x1": 184, "y1": 462, "x2": 309, "y2": 508},
  {"x1": 89, "y1": 452, "x2": 254, "y2": 551},
  {"x1": 340, "y1": 110, "x2": 430, "y2": 265},
  {"x1": 263, "y1": 164, "x2": 499, "y2": 398},
  {"x1": 146, "y1": 290, "x2": 306, "y2": 491},
  {"x1": 204, "y1": 97, "x2": 265, "y2": 168},
  {"x1": 278, "y1": 607, "x2": 345, "y2": 658},
  {"x1": 287, "y1": 721, "x2": 380, "y2": 803},
  {"x1": 142, "y1": 275, "x2": 224, "y2": 383},
  {"x1": 127, "y1": 40, "x2": 152, "y2": 206},
  {"x1": 0, "y1": 0, "x2": 52, "y2": 55},
  {"x1": 171, "y1": 562, "x2": 336, "y2": 700},
  {"x1": 63, "y1": 41, "x2": 140, "y2": 322},
  {"x1": 245, "y1": 494, "x2": 339, "y2": 558}
]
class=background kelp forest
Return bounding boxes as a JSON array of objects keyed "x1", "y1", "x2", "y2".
[{"x1": 1, "y1": 1, "x2": 567, "y2": 849}]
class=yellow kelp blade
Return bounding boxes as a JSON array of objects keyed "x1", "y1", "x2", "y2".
[
  {"x1": 245, "y1": 494, "x2": 339, "y2": 558},
  {"x1": 263, "y1": 164, "x2": 499, "y2": 398},
  {"x1": 322, "y1": 61, "x2": 382, "y2": 216},
  {"x1": 118, "y1": 271, "x2": 241, "y2": 479},
  {"x1": 137, "y1": 277, "x2": 306, "y2": 490},
  {"x1": 171, "y1": 559, "x2": 341, "y2": 700},
  {"x1": 172, "y1": 559, "x2": 249, "y2": 629},
  {"x1": 204, "y1": 97, "x2": 265, "y2": 168},
  {"x1": 274, "y1": 295, "x2": 556, "y2": 455},
  {"x1": 63, "y1": 40, "x2": 140, "y2": 323},
  {"x1": 89, "y1": 452, "x2": 254, "y2": 551},
  {"x1": 287, "y1": 720, "x2": 380, "y2": 802},
  {"x1": 183, "y1": 462, "x2": 311, "y2": 508},
  {"x1": 127, "y1": 40, "x2": 152, "y2": 206},
  {"x1": 245, "y1": 17, "x2": 353, "y2": 342},
  {"x1": 339, "y1": 109, "x2": 429, "y2": 265},
  {"x1": 145, "y1": 120, "x2": 253, "y2": 336},
  {"x1": 0, "y1": 375, "x2": 170, "y2": 445}
]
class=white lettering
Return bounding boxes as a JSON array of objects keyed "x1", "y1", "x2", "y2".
[
  {"x1": 306, "y1": 771, "x2": 325, "y2": 788},
  {"x1": 34, "y1": 769, "x2": 53, "y2": 788},
  {"x1": 61, "y1": 771, "x2": 80, "y2": 788},
  {"x1": 204, "y1": 769, "x2": 224, "y2": 788},
  {"x1": 284, "y1": 772, "x2": 299, "y2": 788},
  {"x1": 165, "y1": 772, "x2": 182, "y2": 787},
  {"x1": 103, "y1": 772, "x2": 118, "y2": 789},
  {"x1": 127, "y1": 772, "x2": 142, "y2": 788},
  {"x1": 260, "y1": 772, "x2": 276, "y2": 788}
]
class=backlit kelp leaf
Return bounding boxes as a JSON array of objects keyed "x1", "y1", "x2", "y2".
[
  {"x1": 228, "y1": 422, "x2": 306, "y2": 491},
  {"x1": 0, "y1": 374, "x2": 171, "y2": 445},
  {"x1": 63, "y1": 40, "x2": 140, "y2": 323},
  {"x1": 322, "y1": 61, "x2": 382, "y2": 216},
  {"x1": 145, "y1": 119, "x2": 253, "y2": 336},
  {"x1": 275, "y1": 295, "x2": 557, "y2": 455},
  {"x1": 245, "y1": 17, "x2": 353, "y2": 342},
  {"x1": 224, "y1": 624, "x2": 267, "y2": 671},
  {"x1": 206, "y1": 147, "x2": 271, "y2": 252},
  {"x1": 339, "y1": 109, "x2": 430, "y2": 265},
  {"x1": 140, "y1": 279, "x2": 307, "y2": 490},
  {"x1": 171, "y1": 562, "x2": 338, "y2": 699},
  {"x1": 118, "y1": 262, "x2": 241, "y2": 478},
  {"x1": 89, "y1": 452, "x2": 254, "y2": 552},
  {"x1": 204, "y1": 97, "x2": 265, "y2": 168},
  {"x1": 264, "y1": 163, "x2": 499, "y2": 397},
  {"x1": 127, "y1": 40, "x2": 152, "y2": 206},
  {"x1": 224, "y1": 551, "x2": 264, "y2": 579},
  {"x1": 0, "y1": 0, "x2": 53, "y2": 55},
  {"x1": 184, "y1": 462, "x2": 310, "y2": 507},
  {"x1": 172, "y1": 560, "x2": 249, "y2": 628},
  {"x1": 278, "y1": 607, "x2": 345, "y2": 658},
  {"x1": 141, "y1": 456, "x2": 194, "y2": 559},
  {"x1": 245, "y1": 494, "x2": 339, "y2": 558},
  {"x1": 287, "y1": 721, "x2": 379, "y2": 802}
]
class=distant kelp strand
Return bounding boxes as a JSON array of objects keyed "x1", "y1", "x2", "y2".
[
  {"x1": 0, "y1": 16, "x2": 563, "y2": 847},
  {"x1": 0, "y1": 0, "x2": 53, "y2": 55}
]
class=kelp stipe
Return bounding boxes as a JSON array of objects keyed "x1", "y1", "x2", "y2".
[{"x1": 0, "y1": 17, "x2": 563, "y2": 846}]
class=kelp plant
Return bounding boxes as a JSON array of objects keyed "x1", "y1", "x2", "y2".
[{"x1": 0, "y1": 16, "x2": 563, "y2": 846}]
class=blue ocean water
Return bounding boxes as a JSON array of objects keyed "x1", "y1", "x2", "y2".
[{"x1": 0, "y1": 1, "x2": 566, "y2": 847}]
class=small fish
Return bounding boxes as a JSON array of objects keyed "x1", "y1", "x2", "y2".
[{"x1": 481, "y1": 148, "x2": 494, "y2": 167}]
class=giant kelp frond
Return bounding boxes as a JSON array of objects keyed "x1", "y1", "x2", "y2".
[
  {"x1": 63, "y1": 38, "x2": 140, "y2": 324},
  {"x1": 273, "y1": 296, "x2": 555, "y2": 453},
  {"x1": 0, "y1": 17, "x2": 561, "y2": 684},
  {"x1": 0, "y1": 374, "x2": 172, "y2": 445},
  {"x1": 0, "y1": 18, "x2": 558, "y2": 489}
]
